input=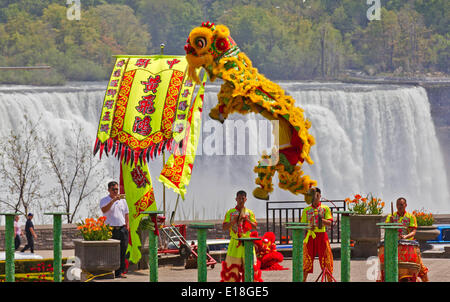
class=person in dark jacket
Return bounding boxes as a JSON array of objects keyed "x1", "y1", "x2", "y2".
[{"x1": 20, "y1": 213, "x2": 37, "y2": 253}]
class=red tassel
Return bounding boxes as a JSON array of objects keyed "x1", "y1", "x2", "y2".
[
  {"x1": 149, "y1": 144, "x2": 156, "y2": 160},
  {"x1": 126, "y1": 148, "x2": 132, "y2": 165},
  {"x1": 107, "y1": 139, "x2": 113, "y2": 153},
  {"x1": 99, "y1": 143, "x2": 105, "y2": 160},
  {"x1": 119, "y1": 163, "x2": 125, "y2": 195},
  {"x1": 120, "y1": 144, "x2": 126, "y2": 163},
  {"x1": 166, "y1": 138, "x2": 173, "y2": 153},
  {"x1": 134, "y1": 150, "x2": 140, "y2": 167},
  {"x1": 157, "y1": 141, "x2": 164, "y2": 156},
  {"x1": 93, "y1": 137, "x2": 100, "y2": 155},
  {"x1": 142, "y1": 149, "x2": 148, "y2": 165},
  {"x1": 114, "y1": 141, "x2": 120, "y2": 157}
]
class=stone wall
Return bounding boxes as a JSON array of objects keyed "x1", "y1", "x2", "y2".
[
  {"x1": 0, "y1": 224, "x2": 82, "y2": 250},
  {"x1": 2, "y1": 214, "x2": 449, "y2": 250}
]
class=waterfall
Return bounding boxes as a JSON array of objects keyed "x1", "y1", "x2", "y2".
[{"x1": 0, "y1": 81, "x2": 447, "y2": 223}]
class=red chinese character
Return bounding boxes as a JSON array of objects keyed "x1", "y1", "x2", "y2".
[
  {"x1": 135, "y1": 59, "x2": 151, "y2": 68},
  {"x1": 107, "y1": 89, "x2": 117, "y2": 96},
  {"x1": 178, "y1": 101, "x2": 188, "y2": 111},
  {"x1": 182, "y1": 89, "x2": 190, "y2": 98},
  {"x1": 104, "y1": 100, "x2": 114, "y2": 109},
  {"x1": 141, "y1": 75, "x2": 161, "y2": 94},
  {"x1": 100, "y1": 124, "x2": 110, "y2": 133},
  {"x1": 136, "y1": 95, "x2": 156, "y2": 115},
  {"x1": 102, "y1": 111, "x2": 111, "y2": 121},
  {"x1": 167, "y1": 59, "x2": 180, "y2": 69},
  {"x1": 113, "y1": 69, "x2": 121, "y2": 77},
  {"x1": 116, "y1": 60, "x2": 125, "y2": 67},
  {"x1": 110, "y1": 80, "x2": 119, "y2": 87},
  {"x1": 133, "y1": 116, "x2": 152, "y2": 136},
  {"x1": 130, "y1": 165, "x2": 150, "y2": 188}
]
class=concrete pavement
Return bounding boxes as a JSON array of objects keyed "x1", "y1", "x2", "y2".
[{"x1": 100, "y1": 257, "x2": 450, "y2": 282}]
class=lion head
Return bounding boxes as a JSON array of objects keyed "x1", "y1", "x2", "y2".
[{"x1": 185, "y1": 22, "x2": 239, "y2": 83}]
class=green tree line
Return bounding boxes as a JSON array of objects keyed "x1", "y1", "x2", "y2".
[{"x1": 0, "y1": 0, "x2": 448, "y2": 84}]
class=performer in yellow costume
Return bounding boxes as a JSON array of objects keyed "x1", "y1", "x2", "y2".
[
  {"x1": 221, "y1": 190, "x2": 262, "y2": 282},
  {"x1": 385, "y1": 197, "x2": 429, "y2": 282},
  {"x1": 185, "y1": 22, "x2": 317, "y2": 201}
]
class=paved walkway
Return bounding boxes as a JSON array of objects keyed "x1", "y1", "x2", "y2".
[{"x1": 102, "y1": 258, "x2": 450, "y2": 282}]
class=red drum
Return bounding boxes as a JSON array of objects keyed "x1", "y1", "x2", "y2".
[{"x1": 378, "y1": 240, "x2": 421, "y2": 282}]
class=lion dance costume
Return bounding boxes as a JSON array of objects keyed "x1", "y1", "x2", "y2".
[
  {"x1": 251, "y1": 231, "x2": 287, "y2": 271},
  {"x1": 185, "y1": 22, "x2": 317, "y2": 201}
]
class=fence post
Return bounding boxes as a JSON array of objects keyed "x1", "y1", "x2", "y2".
[
  {"x1": 377, "y1": 222, "x2": 403, "y2": 282},
  {"x1": 336, "y1": 211, "x2": 353, "y2": 282},
  {"x1": 189, "y1": 223, "x2": 214, "y2": 282},
  {"x1": 237, "y1": 237, "x2": 260, "y2": 282},
  {"x1": 142, "y1": 210, "x2": 164, "y2": 282},
  {"x1": 0, "y1": 213, "x2": 16, "y2": 282},
  {"x1": 44, "y1": 212, "x2": 69, "y2": 282},
  {"x1": 286, "y1": 223, "x2": 308, "y2": 282}
]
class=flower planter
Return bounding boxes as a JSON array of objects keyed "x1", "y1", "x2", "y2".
[
  {"x1": 73, "y1": 239, "x2": 120, "y2": 280},
  {"x1": 415, "y1": 225, "x2": 440, "y2": 251},
  {"x1": 349, "y1": 214, "x2": 384, "y2": 258},
  {"x1": 137, "y1": 230, "x2": 150, "y2": 270}
]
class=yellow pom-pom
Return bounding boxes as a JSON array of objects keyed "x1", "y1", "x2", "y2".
[{"x1": 213, "y1": 25, "x2": 230, "y2": 38}]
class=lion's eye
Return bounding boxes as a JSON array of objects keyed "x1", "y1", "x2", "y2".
[{"x1": 195, "y1": 37, "x2": 207, "y2": 48}]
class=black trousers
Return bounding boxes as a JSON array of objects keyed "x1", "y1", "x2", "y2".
[
  {"x1": 21, "y1": 234, "x2": 34, "y2": 253},
  {"x1": 112, "y1": 226, "x2": 128, "y2": 276},
  {"x1": 15, "y1": 235, "x2": 21, "y2": 250}
]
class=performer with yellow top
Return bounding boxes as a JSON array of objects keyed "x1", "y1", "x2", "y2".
[
  {"x1": 301, "y1": 187, "x2": 334, "y2": 282},
  {"x1": 221, "y1": 190, "x2": 263, "y2": 282},
  {"x1": 384, "y1": 197, "x2": 429, "y2": 282}
]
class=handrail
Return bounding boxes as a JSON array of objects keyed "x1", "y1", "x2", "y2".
[{"x1": 266, "y1": 200, "x2": 346, "y2": 244}]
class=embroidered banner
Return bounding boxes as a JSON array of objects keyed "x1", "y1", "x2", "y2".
[
  {"x1": 159, "y1": 73, "x2": 206, "y2": 199},
  {"x1": 122, "y1": 160, "x2": 156, "y2": 264},
  {"x1": 94, "y1": 56, "x2": 197, "y2": 165}
]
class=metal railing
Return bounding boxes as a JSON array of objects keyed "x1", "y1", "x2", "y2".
[{"x1": 266, "y1": 200, "x2": 346, "y2": 244}]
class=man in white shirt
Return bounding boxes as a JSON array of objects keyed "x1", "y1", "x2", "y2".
[{"x1": 100, "y1": 181, "x2": 129, "y2": 278}]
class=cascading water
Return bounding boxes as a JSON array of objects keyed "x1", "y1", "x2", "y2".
[{"x1": 0, "y1": 81, "x2": 447, "y2": 223}]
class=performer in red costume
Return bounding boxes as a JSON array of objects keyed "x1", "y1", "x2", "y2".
[{"x1": 301, "y1": 187, "x2": 334, "y2": 282}]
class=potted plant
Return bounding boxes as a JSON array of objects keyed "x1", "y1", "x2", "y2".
[
  {"x1": 346, "y1": 194, "x2": 385, "y2": 258},
  {"x1": 136, "y1": 216, "x2": 154, "y2": 270},
  {"x1": 73, "y1": 216, "x2": 120, "y2": 280},
  {"x1": 412, "y1": 210, "x2": 440, "y2": 251}
]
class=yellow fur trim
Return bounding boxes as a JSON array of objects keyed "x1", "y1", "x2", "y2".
[
  {"x1": 186, "y1": 53, "x2": 213, "y2": 84},
  {"x1": 189, "y1": 27, "x2": 213, "y2": 55},
  {"x1": 213, "y1": 25, "x2": 230, "y2": 39}
]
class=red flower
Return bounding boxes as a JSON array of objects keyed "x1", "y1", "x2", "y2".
[{"x1": 215, "y1": 38, "x2": 229, "y2": 51}]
